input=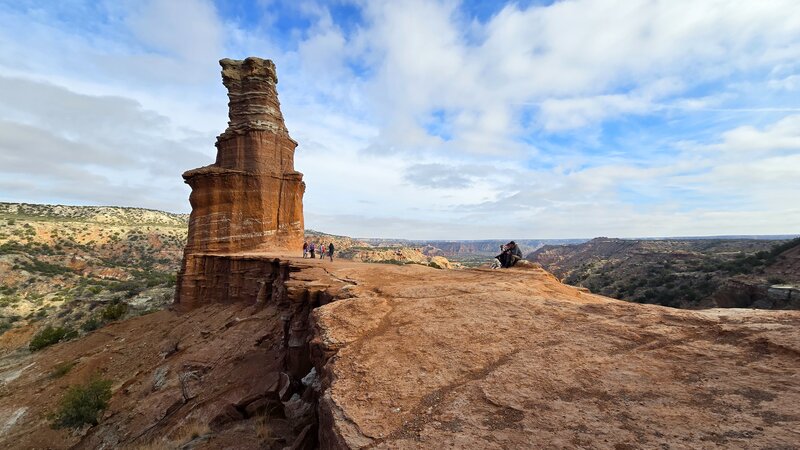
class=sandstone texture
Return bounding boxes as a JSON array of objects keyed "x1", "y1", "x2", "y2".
[
  {"x1": 308, "y1": 263, "x2": 800, "y2": 449},
  {"x1": 2, "y1": 257, "x2": 799, "y2": 449},
  {"x1": 176, "y1": 57, "x2": 305, "y2": 308}
]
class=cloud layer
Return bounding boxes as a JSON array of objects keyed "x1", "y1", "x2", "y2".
[{"x1": 0, "y1": 0, "x2": 798, "y2": 239}]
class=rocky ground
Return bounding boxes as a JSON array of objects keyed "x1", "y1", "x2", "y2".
[
  {"x1": 528, "y1": 237, "x2": 800, "y2": 309},
  {"x1": 1, "y1": 256, "x2": 797, "y2": 449},
  {"x1": 312, "y1": 262, "x2": 800, "y2": 449}
]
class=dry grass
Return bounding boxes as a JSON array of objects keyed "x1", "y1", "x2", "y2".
[
  {"x1": 125, "y1": 420, "x2": 210, "y2": 450},
  {"x1": 170, "y1": 420, "x2": 210, "y2": 443},
  {"x1": 254, "y1": 415, "x2": 273, "y2": 440}
]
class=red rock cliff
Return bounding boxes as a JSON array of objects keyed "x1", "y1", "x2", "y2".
[{"x1": 176, "y1": 57, "x2": 305, "y2": 309}]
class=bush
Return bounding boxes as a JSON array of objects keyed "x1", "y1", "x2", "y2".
[
  {"x1": 769, "y1": 237, "x2": 800, "y2": 258},
  {"x1": 81, "y1": 317, "x2": 102, "y2": 332},
  {"x1": 29, "y1": 325, "x2": 77, "y2": 351},
  {"x1": 767, "y1": 277, "x2": 786, "y2": 285},
  {"x1": 100, "y1": 302, "x2": 128, "y2": 322},
  {"x1": 50, "y1": 361, "x2": 77, "y2": 378},
  {"x1": 52, "y1": 377, "x2": 113, "y2": 428},
  {"x1": 17, "y1": 259, "x2": 73, "y2": 276}
]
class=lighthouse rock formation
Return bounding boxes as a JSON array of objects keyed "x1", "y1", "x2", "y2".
[{"x1": 176, "y1": 57, "x2": 305, "y2": 308}]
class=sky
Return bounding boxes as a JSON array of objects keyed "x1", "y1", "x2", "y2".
[{"x1": 0, "y1": 0, "x2": 798, "y2": 240}]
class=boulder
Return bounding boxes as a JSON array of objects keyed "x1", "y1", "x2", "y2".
[{"x1": 428, "y1": 256, "x2": 451, "y2": 269}]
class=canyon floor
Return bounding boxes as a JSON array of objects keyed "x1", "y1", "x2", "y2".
[{"x1": 1, "y1": 256, "x2": 799, "y2": 449}]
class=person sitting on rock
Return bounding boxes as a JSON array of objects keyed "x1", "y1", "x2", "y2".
[
  {"x1": 494, "y1": 241, "x2": 522, "y2": 268},
  {"x1": 505, "y1": 241, "x2": 522, "y2": 267}
]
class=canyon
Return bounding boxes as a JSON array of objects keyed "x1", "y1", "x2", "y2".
[
  {"x1": 528, "y1": 237, "x2": 800, "y2": 309},
  {"x1": 0, "y1": 58, "x2": 798, "y2": 449}
]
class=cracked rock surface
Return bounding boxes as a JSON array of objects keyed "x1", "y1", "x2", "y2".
[{"x1": 309, "y1": 261, "x2": 800, "y2": 449}]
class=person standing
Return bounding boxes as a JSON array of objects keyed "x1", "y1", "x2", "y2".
[
  {"x1": 309, "y1": 242, "x2": 316, "y2": 259},
  {"x1": 328, "y1": 242, "x2": 335, "y2": 262},
  {"x1": 303, "y1": 241, "x2": 309, "y2": 258},
  {"x1": 320, "y1": 245, "x2": 325, "y2": 259}
]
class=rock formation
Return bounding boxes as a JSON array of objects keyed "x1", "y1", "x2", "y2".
[
  {"x1": 176, "y1": 57, "x2": 305, "y2": 309},
  {"x1": 4, "y1": 261, "x2": 799, "y2": 449}
]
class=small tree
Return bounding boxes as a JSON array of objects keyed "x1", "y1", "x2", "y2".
[
  {"x1": 100, "y1": 302, "x2": 128, "y2": 322},
  {"x1": 53, "y1": 377, "x2": 113, "y2": 428},
  {"x1": 29, "y1": 325, "x2": 77, "y2": 351}
]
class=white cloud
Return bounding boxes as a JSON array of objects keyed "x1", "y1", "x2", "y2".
[
  {"x1": 125, "y1": 0, "x2": 223, "y2": 63},
  {"x1": 0, "y1": 0, "x2": 799, "y2": 238},
  {"x1": 711, "y1": 115, "x2": 800, "y2": 153}
]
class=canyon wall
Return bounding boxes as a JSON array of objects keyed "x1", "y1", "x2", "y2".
[{"x1": 176, "y1": 57, "x2": 305, "y2": 308}]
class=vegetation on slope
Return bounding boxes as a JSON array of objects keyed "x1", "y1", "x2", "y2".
[
  {"x1": 52, "y1": 377, "x2": 113, "y2": 428},
  {"x1": 530, "y1": 237, "x2": 800, "y2": 309},
  {"x1": 0, "y1": 202, "x2": 187, "y2": 343}
]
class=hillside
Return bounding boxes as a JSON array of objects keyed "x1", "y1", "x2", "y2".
[
  {"x1": 528, "y1": 237, "x2": 800, "y2": 309},
  {"x1": 0, "y1": 202, "x2": 188, "y2": 344},
  {"x1": 0, "y1": 204, "x2": 457, "y2": 346}
]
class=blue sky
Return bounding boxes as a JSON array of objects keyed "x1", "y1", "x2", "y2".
[{"x1": 0, "y1": 0, "x2": 798, "y2": 239}]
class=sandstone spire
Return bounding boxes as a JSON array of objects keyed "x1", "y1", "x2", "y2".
[
  {"x1": 183, "y1": 57, "x2": 304, "y2": 253},
  {"x1": 175, "y1": 57, "x2": 305, "y2": 307}
]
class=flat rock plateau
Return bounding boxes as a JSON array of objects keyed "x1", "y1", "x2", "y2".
[{"x1": 1, "y1": 256, "x2": 798, "y2": 449}]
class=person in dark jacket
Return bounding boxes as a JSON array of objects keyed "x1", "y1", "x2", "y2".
[
  {"x1": 506, "y1": 241, "x2": 522, "y2": 267},
  {"x1": 494, "y1": 241, "x2": 522, "y2": 268},
  {"x1": 328, "y1": 242, "x2": 335, "y2": 261}
]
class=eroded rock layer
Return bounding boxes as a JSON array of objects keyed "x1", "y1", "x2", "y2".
[
  {"x1": 3, "y1": 257, "x2": 799, "y2": 449},
  {"x1": 176, "y1": 57, "x2": 304, "y2": 308}
]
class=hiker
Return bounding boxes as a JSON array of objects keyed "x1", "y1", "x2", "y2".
[
  {"x1": 309, "y1": 242, "x2": 316, "y2": 259},
  {"x1": 328, "y1": 242, "x2": 335, "y2": 261},
  {"x1": 319, "y1": 245, "x2": 325, "y2": 259},
  {"x1": 504, "y1": 241, "x2": 522, "y2": 267},
  {"x1": 303, "y1": 241, "x2": 308, "y2": 258},
  {"x1": 493, "y1": 241, "x2": 522, "y2": 269}
]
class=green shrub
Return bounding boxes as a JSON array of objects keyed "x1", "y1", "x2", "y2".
[
  {"x1": 50, "y1": 361, "x2": 77, "y2": 378},
  {"x1": 767, "y1": 277, "x2": 786, "y2": 285},
  {"x1": 17, "y1": 259, "x2": 73, "y2": 276},
  {"x1": 769, "y1": 237, "x2": 800, "y2": 258},
  {"x1": 81, "y1": 317, "x2": 102, "y2": 332},
  {"x1": 100, "y1": 302, "x2": 128, "y2": 322},
  {"x1": 52, "y1": 377, "x2": 113, "y2": 428},
  {"x1": 29, "y1": 325, "x2": 77, "y2": 351}
]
